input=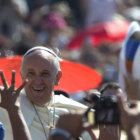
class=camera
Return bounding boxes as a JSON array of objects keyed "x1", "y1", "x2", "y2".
[
  {"x1": 94, "y1": 95, "x2": 120, "y2": 124},
  {"x1": 84, "y1": 95, "x2": 120, "y2": 125}
]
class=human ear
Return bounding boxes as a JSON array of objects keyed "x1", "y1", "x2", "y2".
[{"x1": 55, "y1": 71, "x2": 62, "y2": 85}]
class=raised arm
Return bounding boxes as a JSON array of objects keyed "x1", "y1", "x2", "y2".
[{"x1": 0, "y1": 70, "x2": 31, "y2": 140}]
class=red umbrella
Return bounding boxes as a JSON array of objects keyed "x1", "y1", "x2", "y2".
[
  {"x1": 0, "y1": 56, "x2": 102, "y2": 94},
  {"x1": 67, "y1": 21, "x2": 130, "y2": 50}
]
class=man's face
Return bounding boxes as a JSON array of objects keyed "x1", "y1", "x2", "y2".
[{"x1": 21, "y1": 51, "x2": 61, "y2": 106}]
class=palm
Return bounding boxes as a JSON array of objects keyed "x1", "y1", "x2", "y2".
[{"x1": 0, "y1": 70, "x2": 27, "y2": 110}]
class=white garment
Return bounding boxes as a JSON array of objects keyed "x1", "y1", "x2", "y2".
[{"x1": 0, "y1": 90, "x2": 92, "y2": 140}]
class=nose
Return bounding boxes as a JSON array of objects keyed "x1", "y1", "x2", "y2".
[{"x1": 33, "y1": 76, "x2": 43, "y2": 85}]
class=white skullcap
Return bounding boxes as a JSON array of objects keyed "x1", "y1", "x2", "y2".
[{"x1": 23, "y1": 46, "x2": 61, "y2": 61}]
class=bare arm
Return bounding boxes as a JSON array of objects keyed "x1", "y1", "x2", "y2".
[
  {"x1": 117, "y1": 94, "x2": 140, "y2": 140},
  {"x1": 124, "y1": 73, "x2": 140, "y2": 100},
  {"x1": 7, "y1": 107, "x2": 31, "y2": 140},
  {"x1": 49, "y1": 112, "x2": 95, "y2": 140}
]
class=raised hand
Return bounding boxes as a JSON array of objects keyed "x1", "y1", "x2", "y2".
[
  {"x1": 117, "y1": 94, "x2": 140, "y2": 140},
  {"x1": 0, "y1": 70, "x2": 27, "y2": 111}
]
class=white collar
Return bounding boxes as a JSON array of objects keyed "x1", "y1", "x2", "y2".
[{"x1": 20, "y1": 90, "x2": 54, "y2": 126}]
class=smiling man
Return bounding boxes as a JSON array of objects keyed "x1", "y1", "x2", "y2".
[
  {"x1": 0, "y1": 46, "x2": 93, "y2": 140},
  {"x1": 21, "y1": 47, "x2": 62, "y2": 106}
]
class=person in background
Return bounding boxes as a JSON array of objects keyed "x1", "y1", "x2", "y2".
[
  {"x1": 50, "y1": 77, "x2": 140, "y2": 140},
  {"x1": 83, "y1": 83, "x2": 122, "y2": 140},
  {"x1": 1, "y1": 78, "x2": 140, "y2": 140},
  {"x1": 99, "y1": 82, "x2": 124, "y2": 97},
  {"x1": 49, "y1": 94, "x2": 140, "y2": 140},
  {"x1": 98, "y1": 82, "x2": 123, "y2": 140}
]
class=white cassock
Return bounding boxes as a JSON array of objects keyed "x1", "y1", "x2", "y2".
[{"x1": 0, "y1": 90, "x2": 92, "y2": 140}]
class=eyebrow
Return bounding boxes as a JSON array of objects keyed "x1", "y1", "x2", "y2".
[{"x1": 26, "y1": 69, "x2": 50, "y2": 73}]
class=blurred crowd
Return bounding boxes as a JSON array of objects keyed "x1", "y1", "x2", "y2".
[
  {"x1": 1, "y1": 1, "x2": 140, "y2": 139},
  {"x1": 0, "y1": 0, "x2": 140, "y2": 91}
]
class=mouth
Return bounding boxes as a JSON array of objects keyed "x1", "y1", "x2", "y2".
[{"x1": 31, "y1": 87, "x2": 45, "y2": 92}]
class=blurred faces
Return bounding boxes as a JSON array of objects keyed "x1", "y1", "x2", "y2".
[{"x1": 21, "y1": 50, "x2": 62, "y2": 106}]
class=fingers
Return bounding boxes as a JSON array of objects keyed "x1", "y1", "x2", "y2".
[
  {"x1": 0, "y1": 70, "x2": 8, "y2": 89},
  {"x1": 16, "y1": 79, "x2": 28, "y2": 94},
  {"x1": 0, "y1": 70, "x2": 16, "y2": 89},
  {"x1": 82, "y1": 108, "x2": 96, "y2": 130},
  {"x1": 11, "y1": 70, "x2": 15, "y2": 89}
]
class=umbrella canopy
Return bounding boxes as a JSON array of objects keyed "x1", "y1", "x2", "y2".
[
  {"x1": 0, "y1": 56, "x2": 102, "y2": 94},
  {"x1": 67, "y1": 21, "x2": 130, "y2": 50}
]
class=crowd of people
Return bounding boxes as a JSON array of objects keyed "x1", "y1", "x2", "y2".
[
  {"x1": 0, "y1": 0, "x2": 140, "y2": 85},
  {"x1": 0, "y1": 0, "x2": 140, "y2": 140},
  {"x1": 0, "y1": 46, "x2": 140, "y2": 140}
]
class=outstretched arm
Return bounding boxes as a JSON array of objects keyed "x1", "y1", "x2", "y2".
[{"x1": 49, "y1": 112, "x2": 96, "y2": 140}]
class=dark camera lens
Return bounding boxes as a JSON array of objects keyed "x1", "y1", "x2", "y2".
[
  {"x1": 91, "y1": 94, "x2": 100, "y2": 102},
  {"x1": 100, "y1": 96, "x2": 117, "y2": 107},
  {"x1": 94, "y1": 95, "x2": 120, "y2": 124}
]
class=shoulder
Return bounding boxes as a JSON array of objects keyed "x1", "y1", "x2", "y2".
[{"x1": 53, "y1": 94, "x2": 88, "y2": 110}]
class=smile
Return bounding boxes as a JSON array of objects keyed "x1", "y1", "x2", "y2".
[{"x1": 32, "y1": 87, "x2": 45, "y2": 91}]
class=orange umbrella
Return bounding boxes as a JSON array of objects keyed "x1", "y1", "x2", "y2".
[{"x1": 0, "y1": 56, "x2": 102, "y2": 93}]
